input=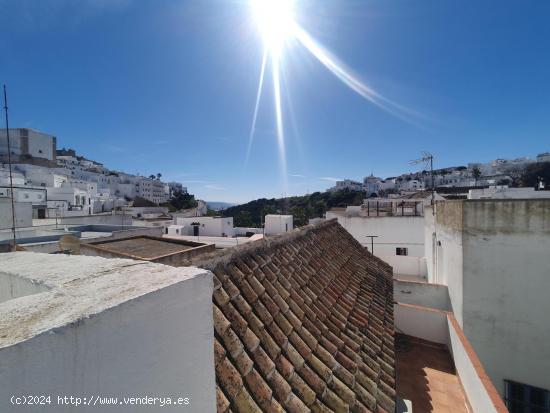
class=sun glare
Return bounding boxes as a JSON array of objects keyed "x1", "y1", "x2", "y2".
[
  {"x1": 246, "y1": 0, "x2": 419, "y2": 193},
  {"x1": 251, "y1": 0, "x2": 295, "y2": 57}
]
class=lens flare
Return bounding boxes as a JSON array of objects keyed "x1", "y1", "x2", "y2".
[
  {"x1": 245, "y1": 49, "x2": 268, "y2": 168},
  {"x1": 246, "y1": 1, "x2": 421, "y2": 188},
  {"x1": 272, "y1": 58, "x2": 288, "y2": 192}
]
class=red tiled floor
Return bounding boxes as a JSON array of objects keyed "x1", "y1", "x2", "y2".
[{"x1": 396, "y1": 334, "x2": 470, "y2": 413}]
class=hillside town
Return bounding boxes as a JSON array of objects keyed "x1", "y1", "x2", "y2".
[
  {"x1": 1, "y1": 126, "x2": 550, "y2": 413},
  {"x1": 2, "y1": 0, "x2": 550, "y2": 412},
  {"x1": 328, "y1": 154, "x2": 549, "y2": 196}
]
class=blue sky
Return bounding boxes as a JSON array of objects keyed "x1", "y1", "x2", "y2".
[{"x1": 1, "y1": 0, "x2": 549, "y2": 203}]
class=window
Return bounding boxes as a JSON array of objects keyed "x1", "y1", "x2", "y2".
[
  {"x1": 505, "y1": 380, "x2": 550, "y2": 413},
  {"x1": 396, "y1": 247, "x2": 408, "y2": 256}
]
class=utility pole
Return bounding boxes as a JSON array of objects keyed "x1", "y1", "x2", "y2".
[
  {"x1": 3, "y1": 85, "x2": 17, "y2": 251},
  {"x1": 366, "y1": 235, "x2": 378, "y2": 254}
]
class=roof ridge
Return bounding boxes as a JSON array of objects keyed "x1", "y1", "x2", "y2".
[{"x1": 191, "y1": 219, "x2": 340, "y2": 271}]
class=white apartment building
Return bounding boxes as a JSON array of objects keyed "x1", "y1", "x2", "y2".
[
  {"x1": 328, "y1": 179, "x2": 364, "y2": 192},
  {"x1": 136, "y1": 178, "x2": 169, "y2": 205},
  {"x1": 0, "y1": 128, "x2": 56, "y2": 164}
]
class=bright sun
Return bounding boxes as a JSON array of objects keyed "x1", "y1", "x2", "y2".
[{"x1": 251, "y1": 0, "x2": 295, "y2": 57}]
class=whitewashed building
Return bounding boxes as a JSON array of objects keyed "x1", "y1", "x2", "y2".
[
  {"x1": 0, "y1": 128, "x2": 56, "y2": 164},
  {"x1": 328, "y1": 179, "x2": 364, "y2": 192},
  {"x1": 264, "y1": 214, "x2": 293, "y2": 236},
  {"x1": 425, "y1": 199, "x2": 550, "y2": 401},
  {"x1": 175, "y1": 216, "x2": 235, "y2": 237}
]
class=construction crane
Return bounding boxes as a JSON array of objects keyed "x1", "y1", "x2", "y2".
[{"x1": 409, "y1": 152, "x2": 435, "y2": 207}]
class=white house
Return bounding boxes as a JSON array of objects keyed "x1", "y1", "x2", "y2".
[
  {"x1": 264, "y1": 214, "x2": 293, "y2": 236},
  {"x1": 363, "y1": 174, "x2": 382, "y2": 196},
  {"x1": 47, "y1": 186, "x2": 92, "y2": 214},
  {"x1": 175, "y1": 216, "x2": 235, "y2": 237}
]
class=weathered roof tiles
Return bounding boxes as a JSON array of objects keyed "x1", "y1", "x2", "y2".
[{"x1": 194, "y1": 219, "x2": 395, "y2": 413}]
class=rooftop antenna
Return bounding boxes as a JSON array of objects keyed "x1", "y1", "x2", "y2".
[
  {"x1": 3, "y1": 85, "x2": 17, "y2": 250},
  {"x1": 410, "y1": 151, "x2": 434, "y2": 210}
]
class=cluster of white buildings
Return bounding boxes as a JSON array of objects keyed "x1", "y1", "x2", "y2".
[
  {"x1": 328, "y1": 152, "x2": 549, "y2": 196},
  {"x1": 0, "y1": 128, "x2": 187, "y2": 226}
]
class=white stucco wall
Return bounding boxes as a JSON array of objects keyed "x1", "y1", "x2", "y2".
[
  {"x1": 393, "y1": 280, "x2": 451, "y2": 311},
  {"x1": 0, "y1": 254, "x2": 216, "y2": 412},
  {"x1": 461, "y1": 200, "x2": 550, "y2": 396},
  {"x1": 264, "y1": 215, "x2": 293, "y2": 236},
  {"x1": 429, "y1": 201, "x2": 464, "y2": 326},
  {"x1": 326, "y1": 212, "x2": 425, "y2": 257},
  {"x1": 26, "y1": 130, "x2": 55, "y2": 161},
  {"x1": 447, "y1": 317, "x2": 502, "y2": 413},
  {"x1": 394, "y1": 304, "x2": 449, "y2": 345},
  {"x1": 0, "y1": 200, "x2": 32, "y2": 230},
  {"x1": 381, "y1": 255, "x2": 427, "y2": 280}
]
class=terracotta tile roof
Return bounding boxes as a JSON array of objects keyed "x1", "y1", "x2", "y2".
[{"x1": 194, "y1": 219, "x2": 395, "y2": 413}]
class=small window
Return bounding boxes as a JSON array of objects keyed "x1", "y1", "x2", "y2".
[
  {"x1": 396, "y1": 247, "x2": 408, "y2": 256},
  {"x1": 505, "y1": 380, "x2": 550, "y2": 413}
]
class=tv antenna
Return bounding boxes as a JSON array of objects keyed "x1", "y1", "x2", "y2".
[{"x1": 410, "y1": 151, "x2": 435, "y2": 208}]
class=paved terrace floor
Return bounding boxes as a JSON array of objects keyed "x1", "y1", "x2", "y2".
[{"x1": 396, "y1": 334, "x2": 470, "y2": 413}]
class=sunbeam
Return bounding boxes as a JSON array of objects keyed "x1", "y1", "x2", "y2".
[
  {"x1": 245, "y1": 49, "x2": 268, "y2": 168},
  {"x1": 272, "y1": 56, "x2": 288, "y2": 193},
  {"x1": 293, "y1": 25, "x2": 421, "y2": 123},
  {"x1": 246, "y1": 0, "x2": 422, "y2": 187}
]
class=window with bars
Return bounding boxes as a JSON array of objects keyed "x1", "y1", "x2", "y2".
[
  {"x1": 505, "y1": 380, "x2": 550, "y2": 413},
  {"x1": 396, "y1": 247, "x2": 408, "y2": 256}
]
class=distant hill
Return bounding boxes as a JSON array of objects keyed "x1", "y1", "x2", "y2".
[
  {"x1": 221, "y1": 189, "x2": 365, "y2": 227},
  {"x1": 207, "y1": 201, "x2": 238, "y2": 211}
]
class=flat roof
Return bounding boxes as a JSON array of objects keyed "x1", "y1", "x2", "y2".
[
  {"x1": 0, "y1": 252, "x2": 210, "y2": 349},
  {"x1": 87, "y1": 236, "x2": 200, "y2": 259}
]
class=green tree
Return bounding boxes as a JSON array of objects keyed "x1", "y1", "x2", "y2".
[
  {"x1": 237, "y1": 211, "x2": 253, "y2": 227},
  {"x1": 472, "y1": 167, "x2": 482, "y2": 186}
]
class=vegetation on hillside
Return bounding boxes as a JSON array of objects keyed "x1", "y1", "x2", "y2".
[
  {"x1": 517, "y1": 161, "x2": 550, "y2": 188},
  {"x1": 222, "y1": 189, "x2": 366, "y2": 227},
  {"x1": 132, "y1": 196, "x2": 158, "y2": 207},
  {"x1": 161, "y1": 191, "x2": 198, "y2": 212}
]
